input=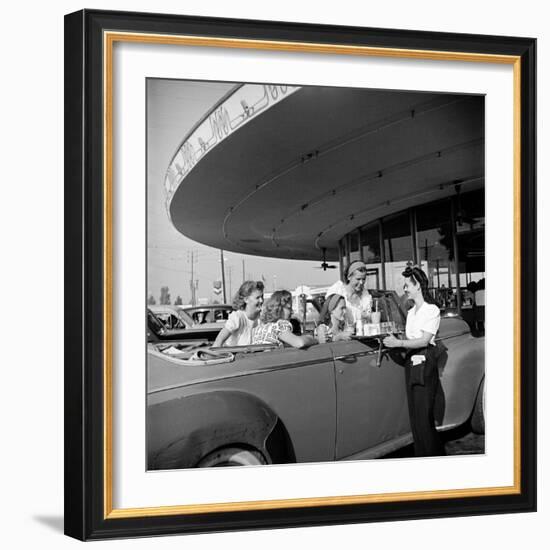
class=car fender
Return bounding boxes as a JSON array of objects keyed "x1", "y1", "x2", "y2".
[
  {"x1": 437, "y1": 335, "x2": 485, "y2": 428},
  {"x1": 148, "y1": 390, "x2": 278, "y2": 470}
]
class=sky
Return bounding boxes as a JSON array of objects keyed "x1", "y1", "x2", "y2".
[{"x1": 147, "y1": 79, "x2": 339, "y2": 305}]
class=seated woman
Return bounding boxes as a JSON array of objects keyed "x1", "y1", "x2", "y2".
[
  {"x1": 383, "y1": 265, "x2": 444, "y2": 457},
  {"x1": 253, "y1": 290, "x2": 316, "y2": 348},
  {"x1": 315, "y1": 294, "x2": 352, "y2": 342},
  {"x1": 213, "y1": 281, "x2": 264, "y2": 347}
]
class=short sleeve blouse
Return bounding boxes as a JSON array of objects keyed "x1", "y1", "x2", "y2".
[
  {"x1": 253, "y1": 319, "x2": 293, "y2": 345},
  {"x1": 223, "y1": 310, "x2": 257, "y2": 346},
  {"x1": 405, "y1": 302, "x2": 440, "y2": 345}
]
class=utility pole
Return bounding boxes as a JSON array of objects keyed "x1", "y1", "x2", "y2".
[
  {"x1": 188, "y1": 250, "x2": 196, "y2": 305},
  {"x1": 220, "y1": 249, "x2": 227, "y2": 303},
  {"x1": 227, "y1": 265, "x2": 233, "y2": 300},
  {"x1": 242, "y1": 259, "x2": 245, "y2": 283}
]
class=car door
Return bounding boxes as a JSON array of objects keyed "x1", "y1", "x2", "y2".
[{"x1": 331, "y1": 338, "x2": 410, "y2": 460}]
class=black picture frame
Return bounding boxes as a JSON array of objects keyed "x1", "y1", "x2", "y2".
[{"x1": 64, "y1": 9, "x2": 536, "y2": 541}]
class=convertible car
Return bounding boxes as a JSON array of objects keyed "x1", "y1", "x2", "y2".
[{"x1": 147, "y1": 291, "x2": 485, "y2": 469}]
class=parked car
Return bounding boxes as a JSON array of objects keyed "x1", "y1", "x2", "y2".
[
  {"x1": 149, "y1": 305, "x2": 190, "y2": 330},
  {"x1": 180, "y1": 304, "x2": 233, "y2": 326},
  {"x1": 147, "y1": 291, "x2": 484, "y2": 469},
  {"x1": 147, "y1": 307, "x2": 221, "y2": 343}
]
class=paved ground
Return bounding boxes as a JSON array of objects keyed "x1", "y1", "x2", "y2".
[
  {"x1": 383, "y1": 424, "x2": 485, "y2": 458},
  {"x1": 443, "y1": 426, "x2": 485, "y2": 455}
]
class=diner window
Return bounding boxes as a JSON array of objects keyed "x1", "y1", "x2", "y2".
[
  {"x1": 360, "y1": 224, "x2": 382, "y2": 290},
  {"x1": 349, "y1": 231, "x2": 360, "y2": 262},
  {"x1": 455, "y1": 189, "x2": 485, "y2": 309},
  {"x1": 416, "y1": 199, "x2": 457, "y2": 307},
  {"x1": 383, "y1": 212, "x2": 413, "y2": 293},
  {"x1": 360, "y1": 224, "x2": 381, "y2": 264},
  {"x1": 340, "y1": 237, "x2": 349, "y2": 267}
]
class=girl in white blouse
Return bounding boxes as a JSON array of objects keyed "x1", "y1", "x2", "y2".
[
  {"x1": 383, "y1": 265, "x2": 444, "y2": 457},
  {"x1": 213, "y1": 281, "x2": 264, "y2": 347}
]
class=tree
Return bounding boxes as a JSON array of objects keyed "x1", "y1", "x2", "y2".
[
  {"x1": 160, "y1": 286, "x2": 171, "y2": 305},
  {"x1": 174, "y1": 295, "x2": 183, "y2": 305},
  {"x1": 147, "y1": 294, "x2": 156, "y2": 305}
]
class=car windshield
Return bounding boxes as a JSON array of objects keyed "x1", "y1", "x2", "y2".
[{"x1": 370, "y1": 290, "x2": 407, "y2": 332}]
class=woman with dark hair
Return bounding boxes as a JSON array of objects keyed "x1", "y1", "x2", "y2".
[
  {"x1": 253, "y1": 290, "x2": 316, "y2": 348},
  {"x1": 383, "y1": 265, "x2": 445, "y2": 457},
  {"x1": 325, "y1": 260, "x2": 373, "y2": 327},
  {"x1": 213, "y1": 281, "x2": 264, "y2": 347},
  {"x1": 315, "y1": 294, "x2": 352, "y2": 343}
]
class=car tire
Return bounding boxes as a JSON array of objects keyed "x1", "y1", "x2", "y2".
[
  {"x1": 471, "y1": 378, "x2": 485, "y2": 435},
  {"x1": 197, "y1": 447, "x2": 267, "y2": 467}
]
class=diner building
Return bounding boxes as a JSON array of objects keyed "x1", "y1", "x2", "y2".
[{"x1": 162, "y1": 82, "x2": 485, "y2": 317}]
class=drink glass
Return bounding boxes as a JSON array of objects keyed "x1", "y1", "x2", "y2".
[
  {"x1": 316, "y1": 324, "x2": 328, "y2": 343},
  {"x1": 361, "y1": 310, "x2": 371, "y2": 323}
]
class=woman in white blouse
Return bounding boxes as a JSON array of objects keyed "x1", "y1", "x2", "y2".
[
  {"x1": 325, "y1": 260, "x2": 372, "y2": 326},
  {"x1": 383, "y1": 265, "x2": 444, "y2": 457}
]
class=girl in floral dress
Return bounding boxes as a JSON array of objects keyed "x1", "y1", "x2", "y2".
[{"x1": 253, "y1": 290, "x2": 316, "y2": 348}]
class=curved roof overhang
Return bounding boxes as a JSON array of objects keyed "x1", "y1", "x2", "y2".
[{"x1": 166, "y1": 85, "x2": 484, "y2": 262}]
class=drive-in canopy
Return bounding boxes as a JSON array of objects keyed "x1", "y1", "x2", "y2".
[{"x1": 166, "y1": 84, "x2": 484, "y2": 263}]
